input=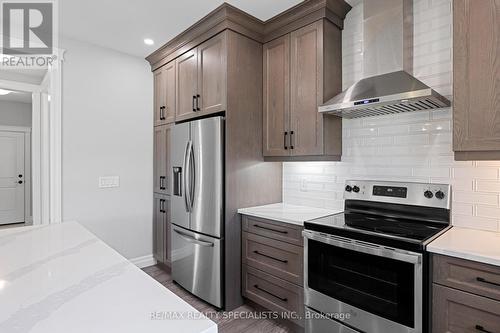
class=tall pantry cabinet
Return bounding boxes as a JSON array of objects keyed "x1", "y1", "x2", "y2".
[{"x1": 152, "y1": 60, "x2": 175, "y2": 267}]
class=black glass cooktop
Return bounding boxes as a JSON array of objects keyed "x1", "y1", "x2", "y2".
[{"x1": 304, "y1": 210, "x2": 450, "y2": 252}]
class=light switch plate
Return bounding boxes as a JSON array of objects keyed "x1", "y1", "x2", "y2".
[{"x1": 98, "y1": 176, "x2": 120, "y2": 188}]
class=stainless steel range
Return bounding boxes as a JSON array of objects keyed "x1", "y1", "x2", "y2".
[{"x1": 303, "y1": 180, "x2": 451, "y2": 333}]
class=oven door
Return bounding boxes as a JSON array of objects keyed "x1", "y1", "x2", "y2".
[{"x1": 303, "y1": 230, "x2": 423, "y2": 333}]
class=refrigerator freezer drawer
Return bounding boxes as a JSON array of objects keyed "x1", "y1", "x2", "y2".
[{"x1": 171, "y1": 225, "x2": 222, "y2": 308}]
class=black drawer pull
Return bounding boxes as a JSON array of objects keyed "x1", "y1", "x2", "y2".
[
  {"x1": 476, "y1": 277, "x2": 500, "y2": 287},
  {"x1": 192, "y1": 96, "x2": 196, "y2": 111},
  {"x1": 196, "y1": 94, "x2": 200, "y2": 111},
  {"x1": 284, "y1": 131, "x2": 288, "y2": 150},
  {"x1": 254, "y1": 284, "x2": 287, "y2": 302},
  {"x1": 290, "y1": 130, "x2": 294, "y2": 150},
  {"x1": 475, "y1": 325, "x2": 493, "y2": 333},
  {"x1": 253, "y1": 250, "x2": 288, "y2": 263},
  {"x1": 253, "y1": 224, "x2": 288, "y2": 234}
]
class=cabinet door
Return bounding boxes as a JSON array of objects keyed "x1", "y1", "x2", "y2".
[
  {"x1": 290, "y1": 21, "x2": 324, "y2": 156},
  {"x1": 153, "y1": 194, "x2": 166, "y2": 264},
  {"x1": 153, "y1": 69, "x2": 166, "y2": 126},
  {"x1": 164, "y1": 61, "x2": 176, "y2": 124},
  {"x1": 154, "y1": 125, "x2": 170, "y2": 195},
  {"x1": 176, "y1": 49, "x2": 198, "y2": 121},
  {"x1": 197, "y1": 33, "x2": 227, "y2": 115},
  {"x1": 263, "y1": 35, "x2": 290, "y2": 157},
  {"x1": 454, "y1": 0, "x2": 500, "y2": 154}
]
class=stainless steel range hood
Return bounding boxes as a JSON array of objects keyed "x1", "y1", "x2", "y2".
[{"x1": 319, "y1": 0, "x2": 450, "y2": 118}]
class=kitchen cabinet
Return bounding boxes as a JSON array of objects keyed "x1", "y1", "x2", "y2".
[
  {"x1": 154, "y1": 194, "x2": 171, "y2": 266},
  {"x1": 432, "y1": 254, "x2": 500, "y2": 332},
  {"x1": 153, "y1": 125, "x2": 171, "y2": 195},
  {"x1": 453, "y1": 0, "x2": 500, "y2": 160},
  {"x1": 241, "y1": 215, "x2": 304, "y2": 326},
  {"x1": 176, "y1": 33, "x2": 227, "y2": 122},
  {"x1": 263, "y1": 20, "x2": 343, "y2": 161},
  {"x1": 154, "y1": 61, "x2": 175, "y2": 126}
]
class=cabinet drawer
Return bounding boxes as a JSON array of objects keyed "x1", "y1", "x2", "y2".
[
  {"x1": 433, "y1": 284, "x2": 500, "y2": 333},
  {"x1": 243, "y1": 265, "x2": 304, "y2": 320},
  {"x1": 242, "y1": 215, "x2": 303, "y2": 246},
  {"x1": 243, "y1": 232, "x2": 303, "y2": 286},
  {"x1": 433, "y1": 254, "x2": 500, "y2": 302}
]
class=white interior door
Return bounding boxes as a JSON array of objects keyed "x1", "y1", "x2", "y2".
[{"x1": 0, "y1": 131, "x2": 25, "y2": 225}]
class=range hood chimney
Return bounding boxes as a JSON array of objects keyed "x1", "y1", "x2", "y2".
[{"x1": 319, "y1": 0, "x2": 450, "y2": 118}]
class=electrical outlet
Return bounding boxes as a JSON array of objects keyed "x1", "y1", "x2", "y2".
[
  {"x1": 99, "y1": 176, "x2": 120, "y2": 188},
  {"x1": 300, "y1": 178, "x2": 308, "y2": 192}
]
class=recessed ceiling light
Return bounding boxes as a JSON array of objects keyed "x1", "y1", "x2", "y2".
[
  {"x1": 0, "y1": 89, "x2": 12, "y2": 95},
  {"x1": 144, "y1": 38, "x2": 154, "y2": 46}
]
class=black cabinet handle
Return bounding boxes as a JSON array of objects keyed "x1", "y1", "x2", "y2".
[
  {"x1": 18, "y1": 180, "x2": 23, "y2": 184},
  {"x1": 160, "y1": 176, "x2": 166, "y2": 190},
  {"x1": 475, "y1": 325, "x2": 493, "y2": 333},
  {"x1": 18, "y1": 174, "x2": 23, "y2": 178},
  {"x1": 253, "y1": 250, "x2": 288, "y2": 263},
  {"x1": 196, "y1": 94, "x2": 200, "y2": 111},
  {"x1": 192, "y1": 96, "x2": 196, "y2": 111},
  {"x1": 284, "y1": 131, "x2": 288, "y2": 150},
  {"x1": 253, "y1": 224, "x2": 288, "y2": 234},
  {"x1": 254, "y1": 284, "x2": 287, "y2": 302},
  {"x1": 290, "y1": 130, "x2": 294, "y2": 150},
  {"x1": 476, "y1": 277, "x2": 500, "y2": 288},
  {"x1": 159, "y1": 199, "x2": 165, "y2": 213}
]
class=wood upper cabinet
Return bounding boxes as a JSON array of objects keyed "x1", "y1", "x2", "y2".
[
  {"x1": 154, "y1": 125, "x2": 171, "y2": 195},
  {"x1": 198, "y1": 33, "x2": 227, "y2": 114},
  {"x1": 453, "y1": 0, "x2": 500, "y2": 160},
  {"x1": 154, "y1": 61, "x2": 175, "y2": 126},
  {"x1": 263, "y1": 20, "x2": 342, "y2": 160},
  {"x1": 176, "y1": 49, "x2": 198, "y2": 121},
  {"x1": 263, "y1": 35, "x2": 290, "y2": 156},
  {"x1": 153, "y1": 194, "x2": 170, "y2": 266},
  {"x1": 176, "y1": 32, "x2": 227, "y2": 122}
]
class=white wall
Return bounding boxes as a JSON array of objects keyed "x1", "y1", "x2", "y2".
[
  {"x1": 284, "y1": 0, "x2": 500, "y2": 233},
  {"x1": 61, "y1": 38, "x2": 153, "y2": 260},
  {"x1": 0, "y1": 101, "x2": 32, "y2": 127}
]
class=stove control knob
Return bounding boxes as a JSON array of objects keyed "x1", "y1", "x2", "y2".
[
  {"x1": 353, "y1": 186, "x2": 360, "y2": 193},
  {"x1": 435, "y1": 191, "x2": 445, "y2": 200},
  {"x1": 424, "y1": 190, "x2": 434, "y2": 199},
  {"x1": 345, "y1": 185, "x2": 353, "y2": 192}
]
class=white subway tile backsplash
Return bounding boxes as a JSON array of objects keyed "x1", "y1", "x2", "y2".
[{"x1": 283, "y1": 0, "x2": 500, "y2": 232}]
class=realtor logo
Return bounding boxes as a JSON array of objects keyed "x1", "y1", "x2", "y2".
[{"x1": 2, "y1": 2, "x2": 53, "y2": 54}]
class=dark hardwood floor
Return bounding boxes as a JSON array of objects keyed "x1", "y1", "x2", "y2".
[{"x1": 143, "y1": 265, "x2": 302, "y2": 333}]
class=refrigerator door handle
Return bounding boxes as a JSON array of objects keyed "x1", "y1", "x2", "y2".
[
  {"x1": 188, "y1": 142, "x2": 195, "y2": 211},
  {"x1": 173, "y1": 229, "x2": 214, "y2": 247},
  {"x1": 183, "y1": 141, "x2": 192, "y2": 213}
]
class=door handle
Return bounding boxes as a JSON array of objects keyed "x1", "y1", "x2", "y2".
[
  {"x1": 290, "y1": 131, "x2": 294, "y2": 150},
  {"x1": 184, "y1": 141, "x2": 193, "y2": 213},
  {"x1": 159, "y1": 176, "x2": 165, "y2": 190},
  {"x1": 253, "y1": 250, "x2": 288, "y2": 263},
  {"x1": 196, "y1": 94, "x2": 200, "y2": 111},
  {"x1": 284, "y1": 131, "x2": 288, "y2": 150},
  {"x1": 174, "y1": 229, "x2": 214, "y2": 247},
  {"x1": 192, "y1": 96, "x2": 196, "y2": 112},
  {"x1": 188, "y1": 142, "x2": 195, "y2": 211},
  {"x1": 159, "y1": 199, "x2": 165, "y2": 213},
  {"x1": 253, "y1": 284, "x2": 287, "y2": 302},
  {"x1": 18, "y1": 180, "x2": 23, "y2": 184}
]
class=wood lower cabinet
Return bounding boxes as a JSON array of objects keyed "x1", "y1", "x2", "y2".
[
  {"x1": 241, "y1": 215, "x2": 304, "y2": 326},
  {"x1": 453, "y1": 0, "x2": 500, "y2": 160},
  {"x1": 176, "y1": 32, "x2": 227, "y2": 122},
  {"x1": 263, "y1": 19, "x2": 343, "y2": 161},
  {"x1": 153, "y1": 125, "x2": 171, "y2": 195},
  {"x1": 153, "y1": 194, "x2": 170, "y2": 266},
  {"x1": 154, "y1": 61, "x2": 175, "y2": 126},
  {"x1": 432, "y1": 254, "x2": 500, "y2": 332}
]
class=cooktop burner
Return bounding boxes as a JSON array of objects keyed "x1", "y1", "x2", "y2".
[{"x1": 304, "y1": 180, "x2": 452, "y2": 252}]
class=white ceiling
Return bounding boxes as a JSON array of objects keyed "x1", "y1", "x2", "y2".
[
  {"x1": 60, "y1": 0, "x2": 303, "y2": 58},
  {"x1": 0, "y1": 90, "x2": 32, "y2": 103}
]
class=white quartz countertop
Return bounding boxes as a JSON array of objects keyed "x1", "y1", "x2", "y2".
[
  {"x1": 427, "y1": 227, "x2": 500, "y2": 267},
  {"x1": 238, "y1": 203, "x2": 342, "y2": 226},
  {"x1": 0, "y1": 222, "x2": 217, "y2": 333}
]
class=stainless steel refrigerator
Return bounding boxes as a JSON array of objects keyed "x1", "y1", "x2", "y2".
[{"x1": 170, "y1": 116, "x2": 224, "y2": 308}]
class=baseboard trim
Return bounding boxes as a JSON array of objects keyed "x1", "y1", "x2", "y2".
[{"x1": 130, "y1": 254, "x2": 157, "y2": 268}]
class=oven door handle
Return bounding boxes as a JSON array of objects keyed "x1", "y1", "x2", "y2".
[{"x1": 303, "y1": 230, "x2": 422, "y2": 264}]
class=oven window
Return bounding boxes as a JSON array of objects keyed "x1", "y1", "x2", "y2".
[{"x1": 308, "y1": 239, "x2": 415, "y2": 327}]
